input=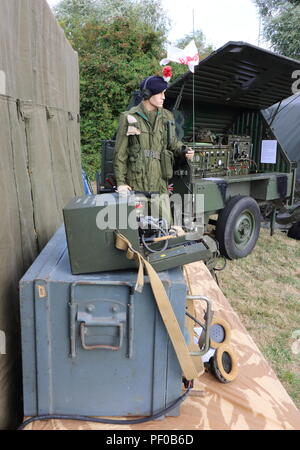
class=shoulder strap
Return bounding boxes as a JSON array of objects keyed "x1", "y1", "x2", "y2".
[{"x1": 115, "y1": 232, "x2": 202, "y2": 381}]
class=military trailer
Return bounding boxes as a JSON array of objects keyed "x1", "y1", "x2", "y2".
[{"x1": 98, "y1": 42, "x2": 300, "y2": 260}]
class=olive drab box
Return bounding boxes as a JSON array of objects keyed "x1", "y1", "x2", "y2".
[
  {"x1": 63, "y1": 193, "x2": 140, "y2": 274},
  {"x1": 63, "y1": 193, "x2": 216, "y2": 276}
]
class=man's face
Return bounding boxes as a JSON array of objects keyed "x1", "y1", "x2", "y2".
[{"x1": 149, "y1": 90, "x2": 166, "y2": 109}]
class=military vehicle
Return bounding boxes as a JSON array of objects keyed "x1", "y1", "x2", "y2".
[{"x1": 98, "y1": 42, "x2": 300, "y2": 260}]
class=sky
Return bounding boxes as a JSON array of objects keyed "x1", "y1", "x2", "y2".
[{"x1": 46, "y1": 0, "x2": 267, "y2": 50}]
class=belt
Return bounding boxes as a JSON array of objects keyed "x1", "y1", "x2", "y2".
[
  {"x1": 115, "y1": 232, "x2": 203, "y2": 381},
  {"x1": 144, "y1": 150, "x2": 161, "y2": 160}
]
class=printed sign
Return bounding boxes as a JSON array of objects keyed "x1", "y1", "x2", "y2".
[{"x1": 261, "y1": 140, "x2": 277, "y2": 164}]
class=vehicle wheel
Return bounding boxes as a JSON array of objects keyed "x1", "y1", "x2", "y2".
[{"x1": 216, "y1": 195, "x2": 261, "y2": 259}]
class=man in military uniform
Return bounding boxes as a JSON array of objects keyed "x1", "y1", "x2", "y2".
[{"x1": 114, "y1": 75, "x2": 194, "y2": 225}]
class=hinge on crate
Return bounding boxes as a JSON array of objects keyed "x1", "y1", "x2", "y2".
[{"x1": 37, "y1": 285, "x2": 47, "y2": 298}]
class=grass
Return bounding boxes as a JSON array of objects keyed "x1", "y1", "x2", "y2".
[{"x1": 217, "y1": 227, "x2": 300, "y2": 409}]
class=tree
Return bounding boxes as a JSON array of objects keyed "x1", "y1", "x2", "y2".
[
  {"x1": 254, "y1": 0, "x2": 300, "y2": 58},
  {"x1": 54, "y1": 0, "x2": 170, "y2": 178},
  {"x1": 53, "y1": 0, "x2": 213, "y2": 178},
  {"x1": 54, "y1": 0, "x2": 100, "y2": 45},
  {"x1": 96, "y1": 0, "x2": 170, "y2": 34},
  {"x1": 54, "y1": 0, "x2": 170, "y2": 47},
  {"x1": 78, "y1": 17, "x2": 166, "y2": 176},
  {"x1": 54, "y1": 0, "x2": 99, "y2": 22}
]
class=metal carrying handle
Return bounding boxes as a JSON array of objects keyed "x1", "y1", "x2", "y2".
[
  {"x1": 69, "y1": 280, "x2": 134, "y2": 358},
  {"x1": 80, "y1": 321, "x2": 124, "y2": 351},
  {"x1": 185, "y1": 295, "x2": 213, "y2": 357}
]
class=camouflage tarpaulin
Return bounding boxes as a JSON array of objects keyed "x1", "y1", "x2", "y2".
[
  {"x1": 0, "y1": 0, "x2": 82, "y2": 429},
  {"x1": 22, "y1": 262, "x2": 300, "y2": 430},
  {"x1": 263, "y1": 93, "x2": 300, "y2": 182}
]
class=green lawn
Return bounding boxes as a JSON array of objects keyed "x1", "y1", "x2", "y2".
[{"x1": 217, "y1": 227, "x2": 300, "y2": 409}]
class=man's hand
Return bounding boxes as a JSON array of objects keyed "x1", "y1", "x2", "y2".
[
  {"x1": 185, "y1": 147, "x2": 194, "y2": 160},
  {"x1": 117, "y1": 184, "x2": 132, "y2": 195}
]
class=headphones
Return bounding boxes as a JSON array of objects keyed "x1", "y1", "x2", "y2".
[{"x1": 141, "y1": 76, "x2": 155, "y2": 100}]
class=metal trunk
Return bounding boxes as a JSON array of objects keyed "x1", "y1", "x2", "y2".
[{"x1": 19, "y1": 226, "x2": 188, "y2": 417}]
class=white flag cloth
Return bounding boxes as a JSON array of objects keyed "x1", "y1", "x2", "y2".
[{"x1": 160, "y1": 39, "x2": 199, "y2": 73}]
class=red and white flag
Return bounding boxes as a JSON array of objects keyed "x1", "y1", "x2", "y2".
[{"x1": 160, "y1": 39, "x2": 199, "y2": 73}]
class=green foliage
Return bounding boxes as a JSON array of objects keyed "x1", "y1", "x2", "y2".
[
  {"x1": 54, "y1": 0, "x2": 100, "y2": 44},
  {"x1": 54, "y1": 0, "x2": 170, "y2": 179},
  {"x1": 79, "y1": 20, "x2": 164, "y2": 177},
  {"x1": 254, "y1": 0, "x2": 300, "y2": 58},
  {"x1": 175, "y1": 30, "x2": 214, "y2": 56},
  {"x1": 55, "y1": 0, "x2": 170, "y2": 49},
  {"x1": 78, "y1": 18, "x2": 166, "y2": 178},
  {"x1": 96, "y1": 0, "x2": 171, "y2": 34}
]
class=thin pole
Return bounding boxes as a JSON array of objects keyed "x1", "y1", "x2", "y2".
[{"x1": 192, "y1": 8, "x2": 195, "y2": 146}]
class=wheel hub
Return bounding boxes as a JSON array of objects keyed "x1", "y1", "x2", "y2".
[{"x1": 234, "y1": 212, "x2": 254, "y2": 247}]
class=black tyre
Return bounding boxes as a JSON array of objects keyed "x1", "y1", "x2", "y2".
[
  {"x1": 287, "y1": 221, "x2": 300, "y2": 240},
  {"x1": 216, "y1": 195, "x2": 261, "y2": 260}
]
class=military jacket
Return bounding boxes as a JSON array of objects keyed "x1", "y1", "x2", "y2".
[{"x1": 113, "y1": 102, "x2": 184, "y2": 193}]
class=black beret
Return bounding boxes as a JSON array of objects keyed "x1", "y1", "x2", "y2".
[{"x1": 140, "y1": 76, "x2": 168, "y2": 96}]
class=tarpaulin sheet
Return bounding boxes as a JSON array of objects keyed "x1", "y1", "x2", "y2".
[
  {"x1": 21, "y1": 262, "x2": 300, "y2": 430},
  {"x1": 0, "y1": 0, "x2": 82, "y2": 429}
]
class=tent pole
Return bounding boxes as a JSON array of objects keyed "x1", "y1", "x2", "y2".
[{"x1": 192, "y1": 9, "x2": 195, "y2": 146}]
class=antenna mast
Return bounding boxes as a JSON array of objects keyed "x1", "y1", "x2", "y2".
[{"x1": 192, "y1": 8, "x2": 195, "y2": 147}]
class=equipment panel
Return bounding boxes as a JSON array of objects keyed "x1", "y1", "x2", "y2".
[{"x1": 181, "y1": 131, "x2": 254, "y2": 178}]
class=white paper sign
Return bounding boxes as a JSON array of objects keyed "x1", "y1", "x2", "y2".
[{"x1": 261, "y1": 140, "x2": 277, "y2": 164}]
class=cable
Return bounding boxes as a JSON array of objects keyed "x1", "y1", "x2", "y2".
[
  {"x1": 247, "y1": 159, "x2": 258, "y2": 171},
  {"x1": 141, "y1": 229, "x2": 169, "y2": 253},
  {"x1": 212, "y1": 270, "x2": 220, "y2": 286},
  {"x1": 213, "y1": 255, "x2": 227, "y2": 272},
  {"x1": 275, "y1": 93, "x2": 300, "y2": 117},
  {"x1": 17, "y1": 384, "x2": 192, "y2": 430}
]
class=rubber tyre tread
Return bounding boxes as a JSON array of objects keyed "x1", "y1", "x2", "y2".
[
  {"x1": 287, "y1": 221, "x2": 300, "y2": 240},
  {"x1": 216, "y1": 195, "x2": 261, "y2": 260}
]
